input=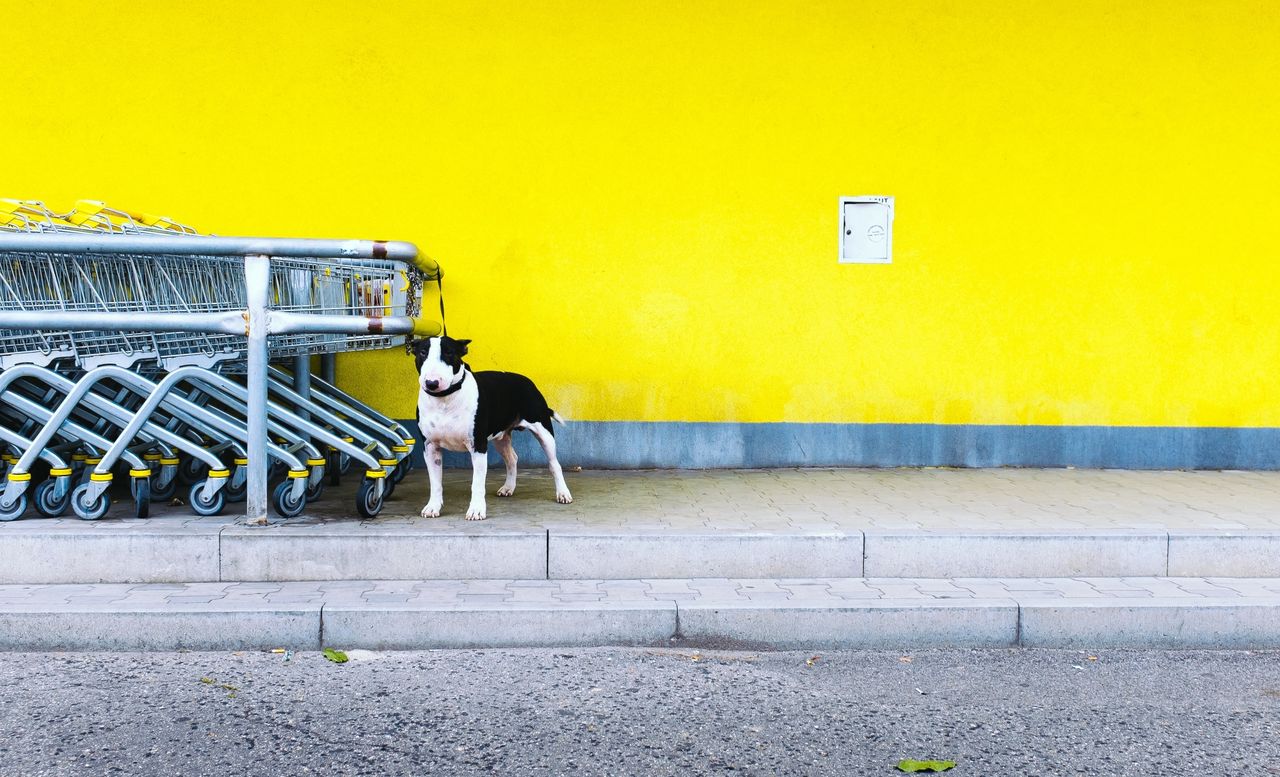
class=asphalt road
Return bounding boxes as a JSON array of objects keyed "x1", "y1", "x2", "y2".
[{"x1": 1, "y1": 647, "x2": 1277, "y2": 776}]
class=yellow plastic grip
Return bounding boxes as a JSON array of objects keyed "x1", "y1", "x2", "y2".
[
  {"x1": 305, "y1": 458, "x2": 326, "y2": 466},
  {"x1": 129, "y1": 469, "x2": 152, "y2": 478},
  {"x1": 90, "y1": 472, "x2": 113, "y2": 482},
  {"x1": 49, "y1": 468, "x2": 73, "y2": 476},
  {"x1": 6, "y1": 472, "x2": 31, "y2": 482},
  {"x1": 287, "y1": 470, "x2": 309, "y2": 480},
  {"x1": 364, "y1": 469, "x2": 387, "y2": 479},
  {"x1": 207, "y1": 470, "x2": 230, "y2": 478}
]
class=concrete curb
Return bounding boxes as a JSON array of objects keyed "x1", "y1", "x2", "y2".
[
  {"x1": 0, "y1": 523, "x2": 220, "y2": 584},
  {"x1": 11, "y1": 525, "x2": 1280, "y2": 583},
  {"x1": 220, "y1": 525, "x2": 547, "y2": 581},
  {"x1": 4, "y1": 578, "x2": 1280, "y2": 651},
  {"x1": 0, "y1": 605, "x2": 321, "y2": 651},
  {"x1": 676, "y1": 599, "x2": 1018, "y2": 649},
  {"x1": 1019, "y1": 597, "x2": 1280, "y2": 649},
  {"x1": 862, "y1": 529, "x2": 1169, "y2": 578},
  {"x1": 1167, "y1": 531, "x2": 1280, "y2": 577},
  {"x1": 548, "y1": 531, "x2": 863, "y2": 579},
  {"x1": 323, "y1": 602, "x2": 677, "y2": 650}
]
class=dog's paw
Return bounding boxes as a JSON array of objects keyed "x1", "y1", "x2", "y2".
[
  {"x1": 496, "y1": 483, "x2": 516, "y2": 497},
  {"x1": 465, "y1": 502, "x2": 488, "y2": 521},
  {"x1": 556, "y1": 489, "x2": 573, "y2": 505},
  {"x1": 420, "y1": 501, "x2": 442, "y2": 519}
]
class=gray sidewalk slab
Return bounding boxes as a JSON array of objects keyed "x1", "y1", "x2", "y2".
[
  {"x1": 4, "y1": 469, "x2": 1280, "y2": 582},
  {"x1": 4, "y1": 576, "x2": 1280, "y2": 651}
]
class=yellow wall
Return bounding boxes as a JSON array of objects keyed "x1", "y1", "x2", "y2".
[{"x1": 6, "y1": 1, "x2": 1279, "y2": 427}]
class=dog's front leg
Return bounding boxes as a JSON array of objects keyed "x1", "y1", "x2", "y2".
[
  {"x1": 465, "y1": 450, "x2": 488, "y2": 520},
  {"x1": 420, "y1": 441, "x2": 444, "y2": 518}
]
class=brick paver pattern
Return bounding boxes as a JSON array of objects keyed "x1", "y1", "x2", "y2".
[
  {"x1": 5, "y1": 468, "x2": 1280, "y2": 533},
  {"x1": 4, "y1": 577, "x2": 1280, "y2": 611}
]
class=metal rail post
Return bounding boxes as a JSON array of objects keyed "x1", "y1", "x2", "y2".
[
  {"x1": 244, "y1": 255, "x2": 271, "y2": 526},
  {"x1": 294, "y1": 354, "x2": 312, "y2": 429}
]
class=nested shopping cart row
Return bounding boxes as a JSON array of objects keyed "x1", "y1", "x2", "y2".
[
  {"x1": 0, "y1": 200, "x2": 440, "y2": 522},
  {"x1": 0, "y1": 363, "x2": 417, "y2": 521}
]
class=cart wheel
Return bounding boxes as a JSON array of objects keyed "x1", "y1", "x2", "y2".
[
  {"x1": 71, "y1": 484, "x2": 110, "y2": 521},
  {"x1": 0, "y1": 494, "x2": 27, "y2": 522},
  {"x1": 327, "y1": 450, "x2": 341, "y2": 487},
  {"x1": 392, "y1": 460, "x2": 410, "y2": 484},
  {"x1": 383, "y1": 474, "x2": 396, "y2": 499},
  {"x1": 339, "y1": 453, "x2": 352, "y2": 476},
  {"x1": 189, "y1": 482, "x2": 225, "y2": 517},
  {"x1": 150, "y1": 474, "x2": 179, "y2": 501},
  {"x1": 224, "y1": 477, "x2": 247, "y2": 503},
  {"x1": 272, "y1": 481, "x2": 306, "y2": 519},
  {"x1": 305, "y1": 478, "x2": 325, "y2": 502},
  {"x1": 132, "y1": 479, "x2": 151, "y2": 519},
  {"x1": 178, "y1": 457, "x2": 208, "y2": 486},
  {"x1": 33, "y1": 479, "x2": 70, "y2": 518},
  {"x1": 356, "y1": 479, "x2": 383, "y2": 520}
]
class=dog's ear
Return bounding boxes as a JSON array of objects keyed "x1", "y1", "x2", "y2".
[
  {"x1": 453, "y1": 338, "x2": 471, "y2": 356},
  {"x1": 411, "y1": 338, "x2": 432, "y2": 370}
]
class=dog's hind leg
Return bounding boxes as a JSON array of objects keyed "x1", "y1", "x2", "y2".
[
  {"x1": 527, "y1": 422, "x2": 573, "y2": 504},
  {"x1": 493, "y1": 435, "x2": 518, "y2": 497}
]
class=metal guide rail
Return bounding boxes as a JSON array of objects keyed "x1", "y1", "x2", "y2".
[{"x1": 0, "y1": 201, "x2": 439, "y2": 525}]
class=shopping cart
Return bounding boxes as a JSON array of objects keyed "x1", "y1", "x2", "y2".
[{"x1": 0, "y1": 200, "x2": 439, "y2": 523}]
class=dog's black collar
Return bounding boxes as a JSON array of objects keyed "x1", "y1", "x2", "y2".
[{"x1": 425, "y1": 370, "x2": 467, "y2": 398}]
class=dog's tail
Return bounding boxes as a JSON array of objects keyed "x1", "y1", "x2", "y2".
[{"x1": 551, "y1": 410, "x2": 567, "y2": 426}]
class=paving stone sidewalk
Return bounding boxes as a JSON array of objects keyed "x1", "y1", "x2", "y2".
[
  {"x1": 5, "y1": 576, "x2": 1280, "y2": 607},
  {"x1": 304, "y1": 467, "x2": 1280, "y2": 531},
  {"x1": 6, "y1": 470, "x2": 1279, "y2": 650},
  {"x1": 5, "y1": 468, "x2": 1280, "y2": 583},
  {"x1": 9, "y1": 467, "x2": 1280, "y2": 531}
]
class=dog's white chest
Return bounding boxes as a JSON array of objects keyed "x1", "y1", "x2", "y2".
[{"x1": 417, "y1": 375, "x2": 480, "y2": 453}]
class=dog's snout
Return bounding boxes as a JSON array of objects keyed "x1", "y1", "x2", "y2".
[{"x1": 424, "y1": 379, "x2": 440, "y2": 392}]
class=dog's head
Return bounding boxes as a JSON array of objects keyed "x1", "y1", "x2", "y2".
[{"x1": 412, "y1": 335, "x2": 471, "y2": 395}]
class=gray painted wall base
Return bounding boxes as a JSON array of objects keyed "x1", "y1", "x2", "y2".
[{"x1": 402, "y1": 420, "x2": 1280, "y2": 471}]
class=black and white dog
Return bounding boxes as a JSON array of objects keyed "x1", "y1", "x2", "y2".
[{"x1": 413, "y1": 336, "x2": 573, "y2": 520}]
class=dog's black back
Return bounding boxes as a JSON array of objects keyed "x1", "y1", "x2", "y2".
[{"x1": 472, "y1": 370, "x2": 556, "y2": 453}]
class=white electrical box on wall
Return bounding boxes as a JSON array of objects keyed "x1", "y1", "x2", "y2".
[{"x1": 840, "y1": 196, "x2": 894, "y2": 263}]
